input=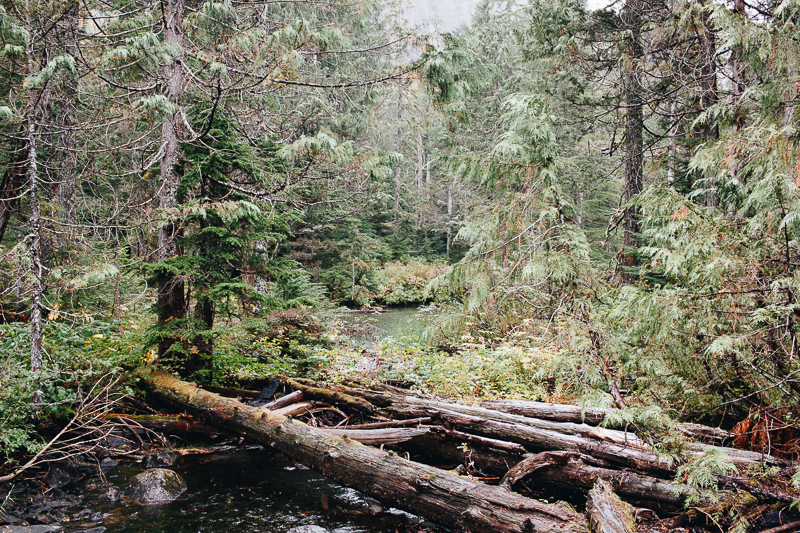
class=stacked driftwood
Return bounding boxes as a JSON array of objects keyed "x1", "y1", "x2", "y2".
[{"x1": 133, "y1": 368, "x2": 797, "y2": 533}]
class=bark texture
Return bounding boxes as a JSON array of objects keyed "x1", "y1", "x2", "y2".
[
  {"x1": 157, "y1": 0, "x2": 187, "y2": 363},
  {"x1": 586, "y1": 479, "x2": 636, "y2": 533}
]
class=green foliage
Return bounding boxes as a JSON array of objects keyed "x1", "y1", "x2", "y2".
[
  {"x1": 212, "y1": 311, "x2": 331, "y2": 383},
  {"x1": 372, "y1": 261, "x2": 448, "y2": 305},
  {"x1": 0, "y1": 319, "x2": 141, "y2": 460},
  {"x1": 677, "y1": 449, "x2": 738, "y2": 505}
]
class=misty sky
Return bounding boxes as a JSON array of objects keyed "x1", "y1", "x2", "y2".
[{"x1": 407, "y1": 0, "x2": 614, "y2": 33}]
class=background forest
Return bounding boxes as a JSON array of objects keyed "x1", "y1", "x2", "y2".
[{"x1": 1, "y1": 0, "x2": 800, "y2": 492}]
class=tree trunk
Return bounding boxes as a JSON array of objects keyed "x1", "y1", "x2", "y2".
[
  {"x1": 620, "y1": 0, "x2": 644, "y2": 283},
  {"x1": 0, "y1": 140, "x2": 26, "y2": 244},
  {"x1": 137, "y1": 368, "x2": 587, "y2": 533},
  {"x1": 157, "y1": 0, "x2": 187, "y2": 363},
  {"x1": 24, "y1": 9, "x2": 44, "y2": 378},
  {"x1": 54, "y1": 3, "x2": 79, "y2": 237},
  {"x1": 446, "y1": 181, "x2": 453, "y2": 256},
  {"x1": 698, "y1": 0, "x2": 719, "y2": 207},
  {"x1": 393, "y1": 90, "x2": 402, "y2": 232},
  {"x1": 190, "y1": 295, "x2": 214, "y2": 377}
]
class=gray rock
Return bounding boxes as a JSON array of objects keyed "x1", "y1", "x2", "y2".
[
  {"x1": 97, "y1": 487, "x2": 119, "y2": 503},
  {"x1": 144, "y1": 451, "x2": 178, "y2": 468},
  {"x1": 124, "y1": 469, "x2": 186, "y2": 504},
  {"x1": 0, "y1": 526, "x2": 63, "y2": 533},
  {"x1": 43, "y1": 470, "x2": 70, "y2": 490},
  {"x1": 99, "y1": 458, "x2": 117, "y2": 470},
  {"x1": 287, "y1": 527, "x2": 328, "y2": 533},
  {"x1": 77, "y1": 529, "x2": 106, "y2": 533}
]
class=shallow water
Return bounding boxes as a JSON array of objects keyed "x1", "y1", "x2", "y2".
[
  {"x1": 91, "y1": 448, "x2": 442, "y2": 533},
  {"x1": 339, "y1": 307, "x2": 425, "y2": 348}
]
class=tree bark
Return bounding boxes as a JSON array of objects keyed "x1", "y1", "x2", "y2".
[
  {"x1": 54, "y1": 2, "x2": 79, "y2": 237},
  {"x1": 393, "y1": 90, "x2": 402, "y2": 232},
  {"x1": 24, "y1": 8, "x2": 44, "y2": 378},
  {"x1": 0, "y1": 140, "x2": 26, "y2": 244},
  {"x1": 480, "y1": 399, "x2": 732, "y2": 442},
  {"x1": 586, "y1": 479, "x2": 636, "y2": 533},
  {"x1": 137, "y1": 368, "x2": 587, "y2": 533},
  {"x1": 620, "y1": 0, "x2": 644, "y2": 283},
  {"x1": 157, "y1": 0, "x2": 187, "y2": 363}
]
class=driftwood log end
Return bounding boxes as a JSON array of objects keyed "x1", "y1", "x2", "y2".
[{"x1": 587, "y1": 479, "x2": 636, "y2": 533}]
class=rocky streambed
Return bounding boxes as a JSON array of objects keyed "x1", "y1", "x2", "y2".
[{"x1": 1, "y1": 446, "x2": 442, "y2": 533}]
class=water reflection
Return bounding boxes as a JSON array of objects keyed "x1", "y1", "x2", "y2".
[{"x1": 90, "y1": 448, "x2": 443, "y2": 533}]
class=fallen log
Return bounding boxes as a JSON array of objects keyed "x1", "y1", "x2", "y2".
[
  {"x1": 405, "y1": 434, "x2": 694, "y2": 514},
  {"x1": 341, "y1": 417, "x2": 431, "y2": 430},
  {"x1": 286, "y1": 378, "x2": 373, "y2": 414},
  {"x1": 261, "y1": 390, "x2": 303, "y2": 411},
  {"x1": 525, "y1": 459, "x2": 693, "y2": 512},
  {"x1": 318, "y1": 427, "x2": 430, "y2": 445},
  {"x1": 586, "y1": 479, "x2": 636, "y2": 533},
  {"x1": 481, "y1": 400, "x2": 731, "y2": 443},
  {"x1": 482, "y1": 400, "x2": 609, "y2": 425},
  {"x1": 330, "y1": 385, "x2": 781, "y2": 473},
  {"x1": 273, "y1": 401, "x2": 314, "y2": 417},
  {"x1": 103, "y1": 414, "x2": 227, "y2": 436},
  {"x1": 501, "y1": 451, "x2": 578, "y2": 490},
  {"x1": 137, "y1": 368, "x2": 587, "y2": 533}
]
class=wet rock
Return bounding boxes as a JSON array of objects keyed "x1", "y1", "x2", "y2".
[
  {"x1": 97, "y1": 487, "x2": 119, "y2": 503},
  {"x1": 124, "y1": 469, "x2": 186, "y2": 504},
  {"x1": 71, "y1": 510, "x2": 92, "y2": 522},
  {"x1": 99, "y1": 458, "x2": 117, "y2": 470},
  {"x1": 364, "y1": 497, "x2": 385, "y2": 514},
  {"x1": 144, "y1": 451, "x2": 178, "y2": 469},
  {"x1": 77, "y1": 528, "x2": 106, "y2": 533},
  {"x1": 287, "y1": 527, "x2": 328, "y2": 533},
  {"x1": 44, "y1": 469, "x2": 70, "y2": 490},
  {"x1": 0, "y1": 526, "x2": 63, "y2": 533}
]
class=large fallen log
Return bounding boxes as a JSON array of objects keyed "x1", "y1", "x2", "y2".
[
  {"x1": 480, "y1": 400, "x2": 732, "y2": 442},
  {"x1": 318, "y1": 427, "x2": 430, "y2": 445},
  {"x1": 138, "y1": 368, "x2": 586, "y2": 533},
  {"x1": 103, "y1": 414, "x2": 227, "y2": 435},
  {"x1": 402, "y1": 432, "x2": 692, "y2": 513},
  {"x1": 327, "y1": 383, "x2": 781, "y2": 474}
]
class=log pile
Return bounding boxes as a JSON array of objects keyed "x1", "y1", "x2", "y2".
[{"x1": 136, "y1": 368, "x2": 797, "y2": 533}]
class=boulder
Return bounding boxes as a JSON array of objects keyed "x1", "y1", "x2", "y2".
[
  {"x1": 144, "y1": 451, "x2": 178, "y2": 468},
  {"x1": 287, "y1": 527, "x2": 328, "y2": 533},
  {"x1": 123, "y1": 469, "x2": 186, "y2": 504}
]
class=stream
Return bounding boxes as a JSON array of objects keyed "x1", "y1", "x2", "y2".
[
  {"x1": 87, "y1": 448, "x2": 442, "y2": 533},
  {"x1": 337, "y1": 307, "x2": 426, "y2": 348},
  {"x1": 91, "y1": 309, "x2": 433, "y2": 533}
]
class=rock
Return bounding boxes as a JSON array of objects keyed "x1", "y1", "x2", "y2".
[
  {"x1": 77, "y1": 528, "x2": 106, "y2": 533},
  {"x1": 364, "y1": 497, "x2": 384, "y2": 514},
  {"x1": 287, "y1": 527, "x2": 328, "y2": 533},
  {"x1": 71, "y1": 510, "x2": 92, "y2": 522},
  {"x1": 144, "y1": 451, "x2": 178, "y2": 468},
  {"x1": 97, "y1": 487, "x2": 119, "y2": 503},
  {"x1": 99, "y1": 458, "x2": 117, "y2": 470},
  {"x1": 124, "y1": 469, "x2": 186, "y2": 504},
  {"x1": 0, "y1": 526, "x2": 63, "y2": 533},
  {"x1": 44, "y1": 470, "x2": 70, "y2": 490}
]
